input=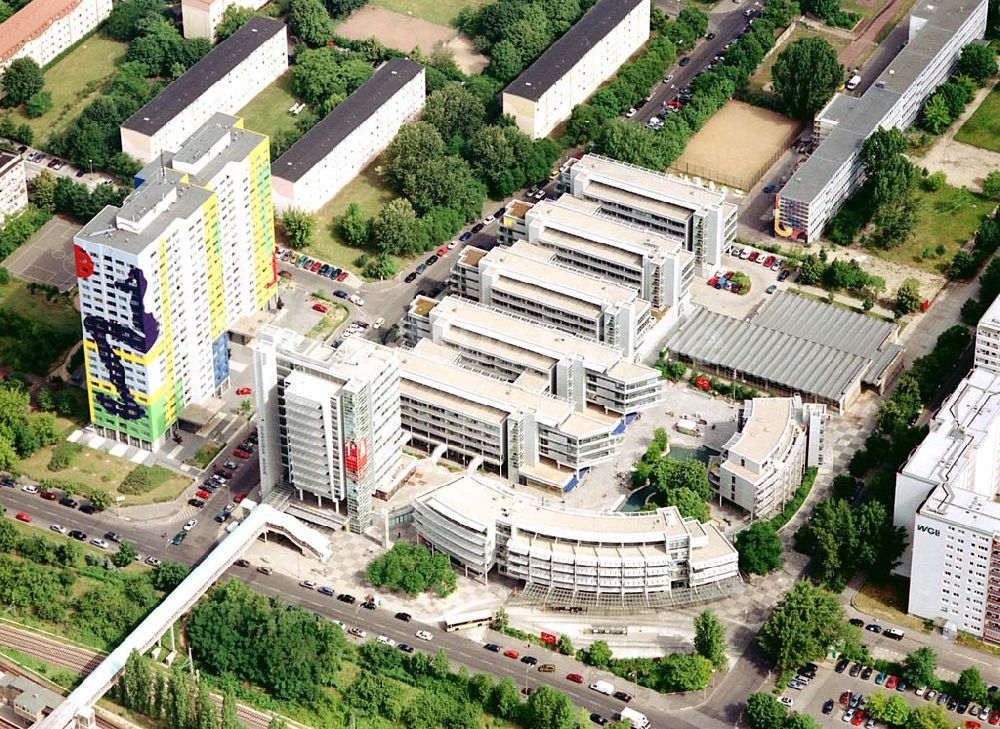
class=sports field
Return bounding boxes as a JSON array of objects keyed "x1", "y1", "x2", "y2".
[
  {"x1": 672, "y1": 101, "x2": 800, "y2": 191},
  {"x1": 370, "y1": 0, "x2": 488, "y2": 26}
]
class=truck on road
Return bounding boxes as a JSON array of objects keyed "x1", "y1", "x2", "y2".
[{"x1": 618, "y1": 707, "x2": 650, "y2": 729}]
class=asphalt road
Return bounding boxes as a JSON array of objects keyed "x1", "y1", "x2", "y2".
[{"x1": 632, "y1": 0, "x2": 760, "y2": 127}]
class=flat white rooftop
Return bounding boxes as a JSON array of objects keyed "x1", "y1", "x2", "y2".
[
  {"x1": 727, "y1": 398, "x2": 794, "y2": 463},
  {"x1": 920, "y1": 482, "x2": 1000, "y2": 534}
]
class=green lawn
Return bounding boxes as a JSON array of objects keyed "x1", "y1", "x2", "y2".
[
  {"x1": 748, "y1": 27, "x2": 850, "y2": 92},
  {"x1": 293, "y1": 166, "x2": 395, "y2": 274},
  {"x1": 0, "y1": 279, "x2": 81, "y2": 374},
  {"x1": 369, "y1": 0, "x2": 489, "y2": 27},
  {"x1": 12, "y1": 34, "x2": 128, "y2": 140},
  {"x1": 955, "y1": 82, "x2": 1000, "y2": 153},
  {"x1": 236, "y1": 72, "x2": 300, "y2": 143},
  {"x1": 869, "y1": 185, "x2": 996, "y2": 273},
  {"x1": 0, "y1": 279, "x2": 78, "y2": 333}
]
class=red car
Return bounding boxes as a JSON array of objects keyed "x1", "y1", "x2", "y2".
[
  {"x1": 567, "y1": 673, "x2": 583, "y2": 684},
  {"x1": 196, "y1": 489, "x2": 210, "y2": 499},
  {"x1": 234, "y1": 493, "x2": 246, "y2": 504},
  {"x1": 437, "y1": 246, "x2": 449, "y2": 257},
  {"x1": 236, "y1": 387, "x2": 252, "y2": 396},
  {"x1": 336, "y1": 271, "x2": 348, "y2": 282},
  {"x1": 886, "y1": 676, "x2": 898, "y2": 690},
  {"x1": 707, "y1": 276, "x2": 719, "y2": 287},
  {"x1": 312, "y1": 303, "x2": 329, "y2": 313},
  {"x1": 852, "y1": 711, "x2": 866, "y2": 727},
  {"x1": 762, "y1": 254, "x2": 776, "y2": 267},
  {"x1": 503, "y1": 649, "x2": 520, "y2": 659},
  {"x1": 40, "y1": 491, "x2": 58, "y2": 501},
  {"x1": 310, "y1": 261, "x2": 322, "y2": 273},
  {"x1": 989, "y1": 710, "x2": 999, "y2": 725},
  {"x1": 748, "y1": 251, "x2": 760, "y2": 262},
  {"x1": 840, "y1": 691, "x2": 852, "y2": 705},
  {"x1": 15, "y1": 512, "x2": 30, "y2": 522},
  {"x1": 233, "y1": 449, "x2": 251, "y2": 459}
]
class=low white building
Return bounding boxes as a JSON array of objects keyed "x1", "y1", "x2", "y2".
[
  {"x1": 498, "y1": 195, "x2": 694, "y2": 312},
  {"x1": 181, "y1": 0, "x2": 270, "y2": 39},
  {"x1": 0, "y1": 150, "x2": 27, "y2": 218},
  {"x1": 450, "y1": 241, "x2": 652, "y2": 358},
  {"x1": 502, "y1": 0, "x2": 650, "y2": 139},
  {"x1": 0, "y1": 0, "x2": 111, "y2": 72},
  {"x1": 558, "y1": 154, "x2": 738, "y2": 276},
  {"x1": 272, "y1": 58, "x2": 424, "y2": 213},
  {"x1": 711, "y1": 396, "x2": 826, "y2": 520},
  {"x1": 253, "y1": 326, "x2": 409, "y2": 533},
  {"x1": 120, "y1": 17, "x2": 287, "y2": 162},
  {"x1": 399, "y1": 340, "x2": 625, "y2": 492},
  {"x1": 894, "y1": 368, "x2": 1000, "y2": 644},
  {"x1": 412, "y1": 472, "x2": 740, "y2": 606},
  {"x1": 403, "y1": 295, "x2": 665, "y2": 416}
]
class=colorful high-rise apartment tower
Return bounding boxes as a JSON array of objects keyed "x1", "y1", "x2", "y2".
[{"x1": 75, "y1": 114, "x2": 276, "y2": 450}]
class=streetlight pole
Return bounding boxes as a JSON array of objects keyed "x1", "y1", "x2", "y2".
[{"x1": 88, "y1": 159, "x2": 93, "y2": 175}]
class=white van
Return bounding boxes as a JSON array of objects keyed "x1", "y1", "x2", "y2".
[
  {"x1": 846, "y1": 74, "x2": 862, "y2": 90},
  {"x1": 619, "y1": 707, "x2": 650, "y2": 729},
  {"x1": 589, "y1": 680, "x2": 614, "y2": 695}
]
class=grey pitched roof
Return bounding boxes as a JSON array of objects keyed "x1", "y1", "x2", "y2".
[
  {"x1": 272, "y1": 58, "x2": 423, "y2": 183},
  {"x1": 665, "y1": 292, "x2": 901, "y2": 404},
  {"x1": 121, "y1": 17, "x2": 286, "y2": 136},
  {"x1": 503, "y1": 0, "x2": 645, "y2": 102}
]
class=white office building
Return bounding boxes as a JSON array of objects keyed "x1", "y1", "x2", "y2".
[
  {"x1": 776, "y1": 0, "x2": 988, "y2": 242},
  {"x1": 271, "y1": 59, "x2": 425, "y2": 213},
  {"x1": 120, "y1": 17, "x2": 287, "y2": 162},
  {"x1": 894, "y1": 368, "x2": 1000, "y2": 644},
  {"x1": 558, "y1": 154, "x2": 738, "y2": 275},
  {"x1": 450, "y1": 241, "x2": 652, "y2": 358},
  {"x1": 0, "y1": 0, "x2": 111, "y2": 72},
  {"x1": 502, "y1": 0, "x2": 649, "y2": 139},
  {"x1": 974, "y1": 294, "x2": 1000, "y2": 374},
  {"x1": 399, "y1": 340, "x2": 625, "y2": 492},
  {"x1": 403, "y1": 295, "x2": 665, "y2": 416},
  {"x1": 711, "y1": 396, "x2": 826, "y2": 520},
  {"x1": 413, "y1": 473, "x2": 740, "y2": 606},
  {"x1": 0, "y1": 150, "x2": 27, "y2": 218},
  {"x1": 181, "y1": 0, "x2": 270, "y2": 39},
  {"x1": 498, "y1": 195, "x2": 695, "y2": 312},
  {"x1": 253, "y1": 326, "x2": 409, "y2": 533}
]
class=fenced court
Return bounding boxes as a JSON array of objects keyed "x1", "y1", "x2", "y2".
[
  {"x1": 671, "y1": 101, "x2": 801, "y2": 191},
  {"x1": 2, "y1": 215, "x2": 81, "y2": 291}
]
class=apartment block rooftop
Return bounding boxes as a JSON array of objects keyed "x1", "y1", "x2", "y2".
[
  {"x1": 781, "y1": 0, "x2": 981, "y2": 203},
  {"x1": 121, "y1": 17, "x2": 285, "y2": 136},
  {"x1": 272, "y1": 58, "x2": 423, "y2": 182},
  {"x1": 261, "y1": 325, "x2": 396, "y2": 381},
  {"x1": 503, "y1": 0, "x2": 645, "y2": 102},
  {"x1": 724, "y1": 398, "x2": 794, "y2": 463}
]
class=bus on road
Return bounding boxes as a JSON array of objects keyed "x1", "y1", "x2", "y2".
[{"x1": 444, "y1": 610, "x2": 493, "y2": 632}]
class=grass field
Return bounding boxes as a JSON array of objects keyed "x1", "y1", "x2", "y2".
[
  {"x1": 749, "y1": 26, "x2": 851, "y2": 93},
  {"x1": 369, "y1": 0, "x2": 489, "y2": 27},
  {"x1": 870, "y1": 185, "x2": 996, "y2": 273},
  {"x1": 853, "y1": 578, "x2": 930, "y2": 633},
  {"x1": 236, "y1": 72, "x2": 300, "y2": 143},
  {"x1": 12, "y1": 34, "x2": 127, "y2": 140},
  {"x1": 0, "y1": 280, "x2": 78, "y2": 333},
  {"x1": 955, "y1": 82, "x2": 1000, "y2": 153},
  {"x1": 298, "y1": 167, "x2": 395, "y2": 274}
]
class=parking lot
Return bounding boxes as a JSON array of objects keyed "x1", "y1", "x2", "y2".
[
  {"x1": 779, "y1": 655, "x2": 1000, "y2": 728},
  {"x1": 692, "y1": 243, "x2": 794, "y2": 319}
]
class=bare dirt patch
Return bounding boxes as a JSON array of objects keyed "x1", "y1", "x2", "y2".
[
  {"x1": 672, "y1": 101, "x2": 801, "y2": 191},
  {"x1": 337, "y1": 5, "x2": 488, "y2": 74}
]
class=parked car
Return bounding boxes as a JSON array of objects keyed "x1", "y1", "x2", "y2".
[
  {"x1": 171, "y1": 532, "x2": 186, "y2": 545},
  {"x1": 484, "y1": 643, "x2": 501, "y2": 653},
  {"x1": 22, "y1": 484, "x2": 37, "y2": 494},
  {"x1": 398, "y1": 643, "x2": 415, "y2": 653},
  {"x1": 567, "y1": 673, "x2": 584, "y2": 684},
  {"x1": 415, "y1": 630, "x2": 433, "y2": 641},
  {"x1": 69, "y1": 530, "x2": 87, "y2": 541},
  {"x1": 459, "y1": 231, "x2": 472, "y2": 241},
  {"x1": 338, "y1": 593, "x2": 356, "y2": 604},
  {"x1": 40, "y1": 490, "x2": 58, "y2": 500},
  {"x1": 15, "y1": 511, "x2": 30, "y2": 522},
  {"x1": 778, "y1": 269, "x2": 790, "y2": 282},
  {"x1": 318, "y1": 586, "x2": 335, "y2": 596},
  {"x1": 312, "y1": 303, "x2": 329, "y2": 314},
  {"x1": 233, "y1": 449, "x2": 251, "y2": 459},
  {"x1": 90, "y1": 538, "x2": 109, "y2": 549},
  {"x1": 257, "y1": 565, "x2": 273, "y2": 575},
  {"x1": 50, "y1": 524, "x2": 67, "y2": 534},
  {"x1": 614, "y1": 691, "x2": 633, "y2": 703},
  {"x1": 395, "y1": 612, "x2": 412, "y2": 622},
  {"x1": 59, "y1": 497, "x2": 77, "y2": 508},
  {"x1": 679, "y1": 56, "x2": 691, "y2": 66},
  {"x1": 183, "y1": 519, "x2": 198, "y2": 531},
  {"x1": 188, "y1": 498, "x2": 205, "y2": 508}
]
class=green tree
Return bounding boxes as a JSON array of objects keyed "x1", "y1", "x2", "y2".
[
  {"x1": 586, "y1": 640, "x2": 613, "y2": 668},
  {"x1": 957, "y1": 43, "x2": 998, "y2": 84},
  {"x1": 956, "y1": 667, "x2": 987, "y2": 704},
  {"x1": 784, "y1": 715, "x2": 821, "y2": 729},
  {"x1": 151, "y1": 561, "x2": 191, "y2": 591},
  {"x1": 870, "y1": 193, "x2": 920, "y2": 250},
  {"x1": 267, "y1": 719, "x2": 289, "y2": 729},
  {"x1": 288, "y1": 0, "x2": 335, "y2": 47},
  {"x1": 216, "y1": 5, "x2": 255, "y2": 40},
  {"x1": 2, "y1": 58, "x2": 43, "y2": 106},
  {"x1": 291, "y1": 47, "x2": 372, "y2": 106},
  {"x1": 659, "y1": 654, "x2": 714, "y2": 691},
  {"x1": 152, "y1": 671, "x2": 166, "y2": 720},
  {"x1": 88, "y1": 489, "x2": 112, "y2": 512},
  {"x1": 221, "y1": 688, "x2": 243, "y2": 729},
  {"x1": 746, "y1": 693, "x2": 788, "y2": 729},
  {"x1": 920, "y1": 93, "x2": 953, "y2": 134},
  {"x1": 772, "y1": 37, "x2": 843, "y2": 120},
  {"x1": 798, "y1": 254, "x2": 826, "y2": 285},
  {"x1": 362, "y1": 253, "x2": 396, "y2": 280},
  {"x1": 523, "y1": 685, "x2": 578, "y2": 729},
  {"x1": 195, "y1": 681, "x2": 217, "y2": 729},
  {"x1": 556, "y1": 634, "x2": 573, "y2": 655},
  {"x1": 906, "y1": 704, "x2": 952, "y2": 729},
  {"x1": 166, "y1": 663, "x2": 193, "y2": 729},
  {"x1": 735, "y1": 522, "x2": 784, "y2": 574},
  {"x1": 346, "y1": 672, "x2": 403, "y2": 720},
  {"x1": 982, "y1": 169, "x2": 1000, "y2": 199},
  {"x1": 112, "y1": 541, "x2": 137, "y2": 568},
  {"x1": 25, "y1": 89, "x2": 52, "y2": 118},
  {"x1": 365, "y1": 542, "x2": 456, "y2": 596},
  {"x1": 423, "y1": 82, "x2": 485, "y2": 142},
  {"x1": 758, "y1": 581, "x2": 855, "y2": 671},
  {"x1": 694, "y1": 610, "x2": 728, "y2": 671},
  {"x1": 862, "y1": 127, "x2": 908, "y2": 173},
  {"x1": 666, "y1": 486, "x2": 709, "y2": 522},
  {"x1": 28, "y1": 170, "x2": 57, "y2": 212},
  {"x1": 371, "y1": 198, "x2": 420, "y2": 256},
  {"x1": 491, "y1": 676, "x2": 520, "y2": 720},
  {"x1": 894, "y1": 278, "x2": 922, "y2": 315},
  {"x1": 280, "y1": 208, "x2": 316, "y2": 250},
  {"x1": 867, "y1": 692, "x2": 910, "y2": 725},
  {"x1": 339, "y1": 202, "x2": 370, "y2": 247}
]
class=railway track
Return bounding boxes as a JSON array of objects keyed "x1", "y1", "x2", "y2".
[
  {"x1": 0, "y1": 657, "x2": 116, "y2": 729},
  {"x1": 0, "y1": 624, "x2": 283, "y2": 729}
]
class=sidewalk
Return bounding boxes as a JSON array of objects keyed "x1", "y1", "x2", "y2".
[{"x1": 838, "y1": 0, "x2": 910, "y2": 70}]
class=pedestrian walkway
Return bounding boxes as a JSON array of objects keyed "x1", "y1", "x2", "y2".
[{"x1": 838, "y1": 0, "x2": 910, "y2": 69}]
